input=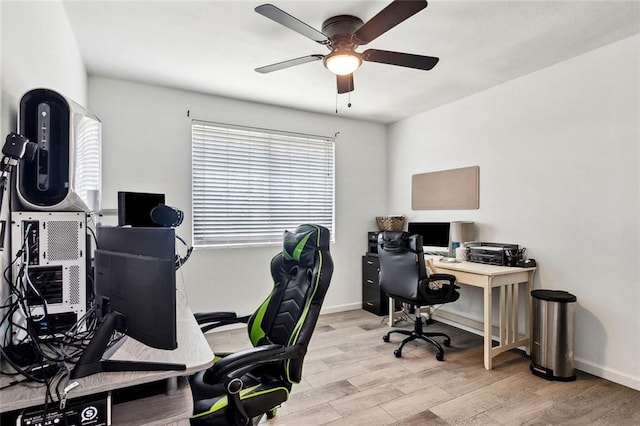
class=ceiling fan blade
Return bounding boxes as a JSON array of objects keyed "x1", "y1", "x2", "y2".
[
  {"x1": 255, "y1": 4, "x2": 329, "y2": 45},
  {"x1": 337, "y1": 74, "x2": 355, "y2": 94},
  {"x1": 255, "y1": 55, "x2": 324, "y2": 73},
  {"x1": 363, "y1": 49, "x2": 439, "y2": 70},
  {"x1": 353, "y1": 0, "x2": 427, "y2": 45}
]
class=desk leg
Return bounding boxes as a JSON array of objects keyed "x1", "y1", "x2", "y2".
[
  {"x1": 166, "y1": 376, "x2": 178, "y2": 396},
  {"x1": 388, "y1": 298, "x2": 395, "y2": 327},
  {"x1": 484, "y1": 284, "x2": 493, "y2": 370},
  {"x1": 525, "y1": 271, "x2": 533, "y2": 355}
]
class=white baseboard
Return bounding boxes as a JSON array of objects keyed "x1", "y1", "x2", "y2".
[
  {"x1": 574, "y1": 357, "x2": 640, "y2": 391},
  {"x1": 320, "y1": 302, "x2": 361, "y2": 315},
  {"x1": 203, "y1": 322, "x2": 246, "y2": 332}
]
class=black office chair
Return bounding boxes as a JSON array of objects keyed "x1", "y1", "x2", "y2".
[
  {"x1": 189, "y1": 224, "x2": 333, "y2": 426},
  {"x1": 378, "y1": 231, "x2": 459, "y2": 361}
]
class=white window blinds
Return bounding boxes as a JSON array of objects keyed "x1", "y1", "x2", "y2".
[{"x1": 191, "y1": 120, "x2": 335, "y2": 247}]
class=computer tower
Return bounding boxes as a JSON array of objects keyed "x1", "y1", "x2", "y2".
[
  {"x1": 10, "y1": 211, "x2": 88, "y2": 342},
  {"x1": 16, "y1": 88, "x2": 101, "y2": 212}
]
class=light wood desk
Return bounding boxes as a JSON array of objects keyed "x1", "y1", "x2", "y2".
[
  {"x1": 388, "y1": 259, "x2": 536, "y2": 370},
  {"x1": 0, "y1": 299, "x2": 214, "y2": 425}
]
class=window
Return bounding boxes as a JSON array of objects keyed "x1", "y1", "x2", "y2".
[{"x1": 191, "y1": 120, "x2": 335, "y2": 247}]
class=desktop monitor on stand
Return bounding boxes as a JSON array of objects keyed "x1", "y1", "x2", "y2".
[
  {"x1": 71, "y1": 226, "x2": 184, "y2": 379},
  {"x1": 408, "y1": 222, "x2": 450, "y2": 255},
  {"x1": 407, "y1": 221, "x2": 475, "y2": 256},
  {"x1": 117, "y1": 191, "x2": 165, "y2": 227}
]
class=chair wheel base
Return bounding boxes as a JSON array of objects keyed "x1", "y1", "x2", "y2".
[
  {"x1": 394, "y1": 349, "x2": 402, "y2": 358},
  {"x1": 383, "y1": 335, "x2": 390, "y2": 342},
  {"x1": 436, "y1": 352, "x2": 444, "y2": 361},
  {"x1": 444, "y1": 338, "x2": 451, "y2": 347}
]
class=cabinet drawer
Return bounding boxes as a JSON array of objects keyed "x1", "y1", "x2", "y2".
[
  {"x1": 363, "y1": 273, "x2": 379, "y2": 289},
  {"x1": 362, "y1": 286, "x2": 388, "y2": 316},
  {"x1": 362, "y1": 256, "x2": 380, "y2": 288},
  {"x1": 363, "y1": 256, "x2": 379, "y2": 269}
]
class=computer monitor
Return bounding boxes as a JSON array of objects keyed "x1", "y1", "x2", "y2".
[
  {"x1": 407, "y1": 222, "x2": 450, "y2": 255},
  {"x1": 117, "y1": 191, "x2": 165, "y2": 227},
  {"x1": 71, "y1": 226, "x2": 184, "y2": 379}
]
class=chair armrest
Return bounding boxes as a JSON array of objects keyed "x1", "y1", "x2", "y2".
[
  {"x1": 203, "y1": 344, "x2": 305, "y2": 384},
  {"x1": 194, "y1": 311, "x2": 250, "y2": 333},
  {"x1": 428, "y1": 273, "x2": 457, "y2": 285},
  {"x1": 194, "y1": 311, "x2": 237, "y2": 323},
  {"x1": 421, "y1": 273, "x2": 458, "y2": 300}
]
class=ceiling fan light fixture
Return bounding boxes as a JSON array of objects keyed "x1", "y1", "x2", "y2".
[{"x1": 324, "y1": 51, "x2": 362, "y2": 75}]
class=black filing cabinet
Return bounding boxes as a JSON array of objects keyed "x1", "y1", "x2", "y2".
[{"x1": 362, "y1": 254, "x2": 389, "y2": 316}]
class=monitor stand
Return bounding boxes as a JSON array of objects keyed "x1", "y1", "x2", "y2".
[{"x1": 71, "y1": 312, "x2": 186, "y2": 379}]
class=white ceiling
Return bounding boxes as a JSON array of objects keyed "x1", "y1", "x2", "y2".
[{"x1": 62, "y1": 1, "x2": 640, "y2": 124}]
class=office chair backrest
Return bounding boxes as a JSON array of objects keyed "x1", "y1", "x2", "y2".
[
  {"x1": 246, "y1": 224, "x2": 333, "y2": 383},
  {"x1": 378, "y1": 231, "x2": 427, "y2": 304}
]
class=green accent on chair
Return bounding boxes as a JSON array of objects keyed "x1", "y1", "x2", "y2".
[
  {"x1": 244, "y1": 386, "x2": 289, "y2": 403},
  {"x1": 191, "y1": 385, "x2": 290, "y2": 419},
  {"x1": 191, "y1": 385, "x2": 259, "y2": 418},
  {"x1": 249, "y1": 296, "x2": 271, "y2": 346},
  {"x1": 283, "y1": 232, "x2": 312, "y2": 261}
]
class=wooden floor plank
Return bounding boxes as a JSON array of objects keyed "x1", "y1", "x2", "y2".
[
  {"x1": 390, "y1": 409, "x2": 450, "y2": 426},
  {"x1": 303, "y1": 362, "x2": 370, "y2": 388},
  {"x1": 591, "y1": 393, "x2": 640, "y2": 426},
  {"x1": 265, "y1": 403, "x2": 342, "y2": 426},
  {"x1": 379, "y1": 385, "x2": 454, "y2": 420},
  {"x1": 275, "y1": 380, "x2": 360, "y2": 417},
  {"x1": 329, "y1": 383, "x2": 405, "y2": 417},
  {"x1": 324, "y1": 405, "x2": 397, "y2": 426},
  {"x1": 429, "y1": 387, "x2": 504, "y2": 424}
]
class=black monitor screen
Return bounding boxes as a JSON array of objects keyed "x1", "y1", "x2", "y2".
[
  {"x1": 407, "y1": 222, "x2": 450, "y2": 249},
  {"x1": 70, "y1": 226, "x2": 182, "y2": 379},
  {"x1": 94, "y1": 226, "x2": 176, "y2": 349},
  {"x1": 95, "y1": 250, "x2": 176, "y2": 350},
  {"x1": 117, "y1": 191, "x2": 165, "y2": 227}
]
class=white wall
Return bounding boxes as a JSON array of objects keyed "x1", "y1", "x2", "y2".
[
  {"x1": 1, "y1": 0, "x2": 87, "y2": 136},
  {"x1": 388, "y1": 35, "x2": 640, "y2": 390},
  {"x1": 0, "y1": 1, "x2": 87, "y2": 311},
  {"x1": 87, "y1": 76, "x2": 387, "y2": 316}
]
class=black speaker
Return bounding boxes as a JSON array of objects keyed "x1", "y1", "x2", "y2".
[{"x1": 367, "y1": 231, "x2": 380, "y2": 254}]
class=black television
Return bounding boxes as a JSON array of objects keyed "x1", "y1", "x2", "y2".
[
  {"x1": 117, "y1": 191, "x2": 165, "y2": 227},
  {"x1": 71, "y1": 226, "x2": 184, "y2": 379}
]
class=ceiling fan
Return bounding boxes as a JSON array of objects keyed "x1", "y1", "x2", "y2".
[{"x1": 254, "y1": 0, "x2": 439, "y2": 94}]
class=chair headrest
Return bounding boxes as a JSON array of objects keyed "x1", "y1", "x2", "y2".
[
  {"x1": 379, "y1": 231, "x2": 411, "y2": 249},
  {"x1": 379, "y1": 231, "x2": 422, "y2": 254},
  {"x1": 282, "y1": 224, "x2": 330, "y2": 266}
]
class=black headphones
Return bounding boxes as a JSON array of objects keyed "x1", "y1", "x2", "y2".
[
  {"x1": 149, "y1": 204, "x2": 191, "y2": 269},
  {"x1": 150, "y1": 204, "x2": 184, "y2": 228}
]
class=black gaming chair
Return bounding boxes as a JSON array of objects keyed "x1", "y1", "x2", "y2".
[
  {"x1": 189, "y1": 224, "x2": 333, "y2": 426},
  {"x1": 378, "y1": 231, "x2": 459, "y2": 361}
]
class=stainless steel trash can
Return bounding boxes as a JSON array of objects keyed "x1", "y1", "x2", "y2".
[{"x1": 530, "y1": 289, "x2": 577, "y2": 381}]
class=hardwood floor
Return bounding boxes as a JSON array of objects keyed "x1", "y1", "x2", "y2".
[{"x1": 204, "y1": 309, "x2": 640, "y2": 425}]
